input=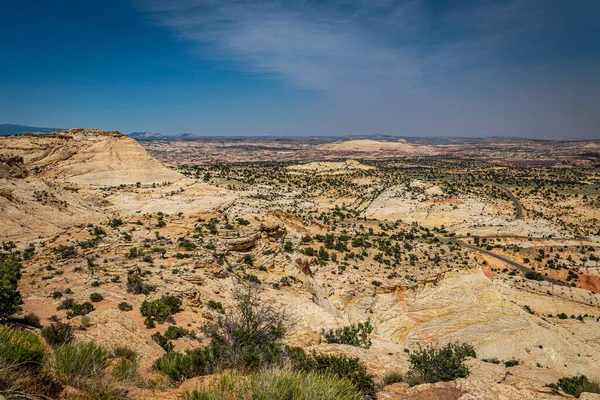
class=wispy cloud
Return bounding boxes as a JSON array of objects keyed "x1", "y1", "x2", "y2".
[
  {"x1": 135, "y1": 0, "x2": 427, "y2": 93},
  {"x1": 134, "y1": 0, "x2": 600, "y2": 137}
]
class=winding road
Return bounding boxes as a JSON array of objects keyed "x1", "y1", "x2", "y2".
[
  {"x1": 479, "y1": 181, "x2": 524, "y2": 219},
  {"x1": 449, "y1": 237, "x2": 567, "y2": 286}
]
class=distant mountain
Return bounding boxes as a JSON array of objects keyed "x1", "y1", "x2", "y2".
[
  {"x1": 129, "y1": 132, "x2": 200, "y2": 141},
  {"x1": 0, "y1": 124, "x2": 63, "y2": 135}
]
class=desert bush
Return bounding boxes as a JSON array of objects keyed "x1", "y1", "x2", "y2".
[
  {"x1": 0, "y1": 254, "x2": 22, "y2": 320},
  {"x1": 525, "y1": 271, "x2": 544, "y2": 281},
  {"x1": 202, "y1": 285, "x2": 289, "y2": 370},
  {"x1": 42, "y1": 322, "x2": 74, "y2": 347},
  {"x1": 151, "y1": 332, "x2": 174, "y2": 352},
  {"x1": 117, "y1": 302, "x2": 133, "y2": 311},
  {"x1": 322, "y1": 319, "x2": 373, "y2": 349},
  {"x1": 66, "y1": 301, "x2": 95, "y2": 319},
  {"x1": 90, "y1": 292, "x2": 104, "y2": 302},
  {"x1": 54, "y1": 245, "x2": 78, "y2": 259},
  {"x1": 289, "y1": 348, "x2": 375, "y2": 398},
  {"x1": 164, "y1": 325, "x2": 190, "y2": 340},
  {"x1": 154, "y1": 347, "x2": 217, "y2": 382},
  {"x1": 23, "y1": 312, "x2": 42, "y2": 328},
  {"x1": 127, "y1": 274, "x2": 155, "y2": 295},
  {"x1": 140, "y1": 295, "x2": 182, "y2": 325},
  {"x1": 52, "y1": 342, "x2": 109, "y2": 381},
  {"x1": 0, "y1": 326, "x2": 45, "y2": 370},
  {"x1": 58, "y1": 297, "x2": 76, "y2": 310},
  {"x1": 407, "y1": 342, "x2": 476, "y2": 384},
  {"x1": 504, "y1": 359, "x2": 520, "y2": 367},
  {"x1": 182, "y1": 368, "x2": 360, "y2": 400},
  {"x1": 547, "y1": 375, "x2": 600, "y2": 398},
  {"x1": 155, "y1": 285, "x2": 290, "y2": 380},
  {"x1": 383, "y1": 370, "x2": 405, "y2": 385},
  {"x1": 154, "y1": 285, "x2": 374, "y2": 398},
  {"x1": 207, "y1": 300, "x2": 224, "y2": 312},
  {"x1": 108, "y1": 218, "x2": 123, "y2": 228}
]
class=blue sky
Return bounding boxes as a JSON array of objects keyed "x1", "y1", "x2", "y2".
[{"x1": 1, "y1": 0, "x2": 599, "y2": 138}]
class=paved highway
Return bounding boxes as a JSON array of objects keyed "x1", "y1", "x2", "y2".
[
  {"x1": 449, "y1": 238, "x2": 567, "y2": 286},
  {"x1": 479, "y1": 181, "x2": 524, "y2": 219}
]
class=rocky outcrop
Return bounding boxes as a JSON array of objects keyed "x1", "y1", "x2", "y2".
[
  {"x1": 0, "y1": 128, "x2": 183, "y2": 185},
  {"x1": 75, "y1": 308, "x2": 165, "y2": 369},
  {"x1": 0, "y1": 154, "x2": 27, "y2": 179},
  {"x1": 331, "y1": 269, "x2": 600, "y2": 380}
]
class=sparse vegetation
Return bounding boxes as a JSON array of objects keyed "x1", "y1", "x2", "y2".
[
  {"x1": 407, "y1": 343, "x2": 476, "y2": 385},
  {"x1": 182, "y1": 368, "x2": 361, "y2": 400},
  {"x1": 547, "y1": 375, "x2": 600, "y2": 398},
  {"x1": 42, "y1": 322, "x2": 75, "y2": 346},
  {"x1": 322, "y1": 320, "x2": 373, "y2": 349}
]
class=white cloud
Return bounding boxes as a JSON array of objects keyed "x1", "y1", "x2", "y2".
[{"x1": 134, "y1": 0, "x2": 600, "y2": 138}]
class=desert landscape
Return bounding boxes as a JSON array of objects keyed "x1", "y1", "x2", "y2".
[{"x1": 1, "y1": 128, "x2": 600, "y2": 399}]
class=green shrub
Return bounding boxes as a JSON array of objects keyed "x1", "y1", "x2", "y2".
[
  {"x1": 407, "y1": 342, "x2": 476, "y2": 384},
  {"x1": 66, "y1": 301, "x2": 95, "y2": 319},
  {"x1": 547, "y1": 375, "x2": 600, "y2": 398},
  {"x1": 201, "y1": 286, "x2": 288, "y2": 371},
  {"x1": 54, "y1": 245, "x2": 77, "y2": 259},
  {"x1": 154, "y1": 347, "x2": 217, "y2": 382},
  {"x1": 52, "y1": 291, "x2": 63, "y2": 299},
  {"x1": 126, "y1": 274, "x2": 155, "y2": 295},
  {"x1": 42, "y1": 322, "x2": 74, "y2": 347},
  {"x1": 151, "y1": 332, "x2": 174, "y2": 352},
  {"x1": 117, "y1": 302, "x2": 133, "y2": 311},
  {"x1": 140, "y1": 295, "x2": 182, "y2": 325},
  {"x1": 154, "y1": 286, "x2": 374, "y2": 398},
  {"x1": 0, "y1": 254, "x2": 22, "y2": 320},
  {"x1": 90, "y1": 292, "x2": 104, "y2": 302},
  {"x1": 164, "y1": 325, "x2": 190, "y2": 340},
  {"x1": 23, "y1": 312, "x2": 42, "y2": 328},
  {"x1": 289, "y1": 348, "x2": 375, "y2": 398},
  {"x1": 525, "y1": 271, "x2": 544, "y2": 281},
  {"x1": 207, "y1": 300, "x2": 224, "y2": 312},
  {"x1": 182, "y1": 368, "x2": 361, "y2": 400},
  {"x1": 52, "y1": 342, "x2": 109, "y2": 381},
  {"x1": 504, "y1": 359, "x2": 520, "y2": 367},
  {"x1": 108, "y1": 218, "x2": 123, "y2": 228},
  {"x1": 0, "y1": 326, "x2": 45, "y2": 370},
  {"x1": 322, "y1": 320, "x2": 373, "y2": 349},
  {"x1": 57, "y1": 297, "x2": 76, "y2": 310}
]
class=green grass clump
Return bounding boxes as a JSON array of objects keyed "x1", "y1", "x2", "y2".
[
  {"x1": 51, "y1": 342, "x2": 109, "y2": 381},
  {"x1": 112, "y1": 355, "x2": 139, "y2": 383},
  {"x1": 182, "y1": 368, "x2": 360, "y2": 400},
  {"x1": 289, "y1": 348, "x2": 375, "y2": 398},
  {"x1": 0, "y1": 326, "x2": 45, "y2": 370},
  {"x1": 113, "y1": 346, "x2": 136, "y2": 361}
]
